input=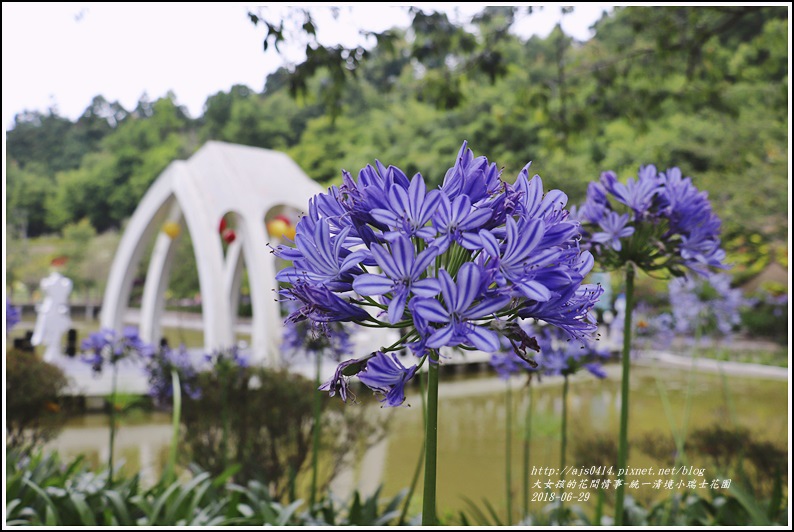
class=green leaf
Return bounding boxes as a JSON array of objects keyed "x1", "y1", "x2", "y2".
[
  {"x1": 67, "y1": 492, "x2": 96, "y2": 526},
  {"x1": 21, "y1": 477, "x2": 61, "y2": 525},
  {"x1": 104, "y1": 490, "x2": 133, "y2": 525}
]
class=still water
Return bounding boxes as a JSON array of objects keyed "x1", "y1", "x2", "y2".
[{"x1": 45, "y1": 363, "x2": 788, "y2": 519}]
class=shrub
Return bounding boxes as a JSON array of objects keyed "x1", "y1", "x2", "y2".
[
  {"x1": 740, "y1": 289, "x2": 788, "y2": 344},
  {"x1": 180, "y1": 366, "x2": 385, "y2": 501},
  {"x1": 5, "y1": 348, "x2": 69, "y2": 451}
]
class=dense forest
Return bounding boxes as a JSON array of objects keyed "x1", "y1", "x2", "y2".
[{"x1": 5, "y1": 6, "x2": 789, "y2": 297}]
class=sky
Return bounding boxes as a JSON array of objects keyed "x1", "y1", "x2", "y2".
[{"x1": 2, "y1": 3, "x2": 612, "y2": 131}]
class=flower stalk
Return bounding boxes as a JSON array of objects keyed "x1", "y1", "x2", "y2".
[
  {"x1": 107, "y1": 362, "x2": 119, "y2": 487},
  {"x1": 310, "y1": 351, "x2": 322, "y2": 509},
  {"x1": 421, "y1": 351, "x2": 440, "y2": 526},
  {"x1": 164, "y1": 369, "x2": 181, "y2": 484},
  {"x1": 522, "y1": 382, "x2": 533, "y2": 519},
  {"x1": 505, "y1": 379, "x2": 513, "y2": 524},
  {"x1": 614, "y1": 262, "x2": 635, "y2": 525}
]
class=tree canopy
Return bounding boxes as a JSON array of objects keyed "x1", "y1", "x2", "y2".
[{"x1": 5, "y1": 6, "x2": 788, "y2": 283}]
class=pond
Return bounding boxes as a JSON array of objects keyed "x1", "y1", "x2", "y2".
[{"x1": 44, "y1": 361, "x2": 788, "y2": 520}]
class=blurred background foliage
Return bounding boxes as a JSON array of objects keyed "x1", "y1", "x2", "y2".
[{"x1": 5, "y1": 6, "x2": 788, "y2": 302}]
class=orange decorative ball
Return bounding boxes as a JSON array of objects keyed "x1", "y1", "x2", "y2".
[
  {"x1": 274, "y1": 214, "x2": 292, "y2": 226},
  {"x1": 162, "y1": 221, "x2": 181, "y2": 239},
  {"x1": 267, "y1": 218, "x2": 290, "y2": 239}
]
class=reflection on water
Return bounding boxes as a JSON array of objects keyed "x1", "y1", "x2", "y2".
[{"x1": 45, "y1": 364, "x2": 788, "y2": 517}]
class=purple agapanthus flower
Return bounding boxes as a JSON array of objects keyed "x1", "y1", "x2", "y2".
[
  {"x1": 281, "y1": 281, "x2": 371, "y2": 324},
  {"x1": 282, "y1": 300, "x2": 353, "y2": 364},
  {"x1": 205, "y1": 345, "x2": 249, "y2": 371},
  {"x1": 353, "y1": 235, "x2": 440, "y2": 324},
  {"x1": 530, "y1": 324, "x2": 610, "y2": 379},
  {"x1": 143, "y1": 344, "x2": 201, "y2": 406},
  {"x1": 591, "y1": 212, "x2": 635, "y2": 252},
  {"x1": 668, "y1": 273, "x2": 746, "y2": 340},
  {"x1": 371, "y1": 174, "x2": 442, "y2": 240},
  {"x1": 81, "y1": 327, "x2": 154, "y2": 374},
  {"x1": 358, "y1": 351, "x2": 418, "y2": 407},
  {"x1": 318, "y1": 353, "x2": 375, "y2": 402},
  {"x1": 6, "y1": 299, "x2": 21, "y2": 332},
  {"x1": 574, "y1": 165, "x2": 726, "y2": 277},
  {"x1": 275, "y1": 142, "x2": 601, "y2": 406},
  {"x1": 489, "y1": 351, "x2": 534, "y2": 380},
  {"x1": 412, "y1": 264, "x2": 509, "y2": 352}
]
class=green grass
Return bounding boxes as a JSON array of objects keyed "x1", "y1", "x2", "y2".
[{"x1": 695, "y1": 346, "x2": 788, "y2": 368}]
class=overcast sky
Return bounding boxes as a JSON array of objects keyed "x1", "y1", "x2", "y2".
[{"x1": 2, "y1": 3, "x2": 612, "y2": 130}]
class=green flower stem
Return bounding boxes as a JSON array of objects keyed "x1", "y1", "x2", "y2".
[
  {"x1": 399, "y1": 368, "x2": 427, "y2": 525},
  {"x1": 165, "y1": 369, "x2": 181, "y2": 484},
  {"x1": 107, "y1": 362, "x2": 119, "y2": 487},
  {"x1": 310, "y1": 351, "x2": 322, "y2": 509},
  {"x1": 505, "y1": 380, "x2": 513, "y2": 524},
  {"x1": 422, "y1": 350, "x2": 440, "y2": 526},
  {"x1": 221, "y1": 374, "x2": 230, "y2": 472},
  {"x1": 559, "y1": 375, "x2": 569, "y2": 517},
  {"x1": 615, "y1": 262, "x2": 635, "y2": 525},
  {"x1": 522, "y1": 382, "x2": 533, "y2": 519}
]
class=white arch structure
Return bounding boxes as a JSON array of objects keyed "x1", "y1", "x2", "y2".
[{"x1": 100, "y1": 141, "x2": 323, "y2": 364}]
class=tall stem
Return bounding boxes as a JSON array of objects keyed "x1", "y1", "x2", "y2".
[
  {"x1": 399, "y1": 369, "x2": 426, "y2": 525},
  {"x1": 221, "y1": 373, "x2": 230, "y2": 471},
  {"x1": 310, "y1": 351, "x2": 322, "y2": 509},
  {"x1": 559, "y1": 375, "x2": 569, "y2": 518},
  {"x1": 522, "y1": 382, "x2": 533, "y2": 519},
  {"x1": 421, "y1": 351, "x2": 440, "y2": 525},
  {"x1": 505, "y1": 380, "x2": 513, "y2": 524},
  {"x1": 165, "y1": 369, "x2": 181, "y2": 484},
  {"x1": 615, "y1": 263, "x2": 635, "y2": 525},
  {"x1": 107, "y1": 362, "x2": 119, "y2": 487}
]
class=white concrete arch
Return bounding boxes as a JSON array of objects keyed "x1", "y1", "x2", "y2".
[{"x1": 100, "y1": 141, "x2": 323, "y2": 364}]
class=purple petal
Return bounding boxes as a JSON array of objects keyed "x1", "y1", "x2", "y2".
[
  {"x1": 459, "y1": 231, "x2": 484, "y2": 250},
  {"x1": 451, "y1": 195, "x2": 472, "y2": 223},
  {"x1": 338, "y1": 250, "x2": 368, "y2": 273},
  {"x1": 466, "y1": 325, "x2": 501, "y2": 352},
  {"x1": 479, "y1": 229, "x2": 500, "y2": 257},
  {"x1": 518, "y1": 281, "x2": 552, "y2": 302},
  {"x1": 427, "y1": 324, "x2": 455, "y2": 348},
  {"x1": 353, "y1": 274, "x2": 393, "y2": 296},
  {"x1": 437, "y1": 269, "x2": 457, "y2": 311},
  {"x1": 370, "y1": 243, "x2": 401, "y2": 279},
  {"x1": 419, "y1": 190, "x2": 442, "y2": 224},
  {"x1": 390, "y1": 236, "x2": 414, "y2": 277},
  {"x1": 454, "y1": 263, "x2": 481, "y2": 313},
  {"x1": 412, "y1": 298, "x2": 450, "y2": 323},
  {"x1": 387, "y1": 290, "x2": 408, "y2": 324},
  {"x1": 410, "y1": 247, "x2": 439, "y2": 278},
  {"x1": 408, "y1": 174, "x2": 426, "y2": 217},
  {"x1": 411, "y1": 278, "x2": 441, "y2": 297},
  {"x1": 371, "y1": 208, "x2": 400, "y2": 227},
  {"x1": 538, "y1": 190, "x2": 568, "y2": 216},
  {"x1": 463, "y1": 295, "x2": 511, "y2": 319},
  {"x1": 459, "y1": 207, "x2": 492, "y2": 230}
]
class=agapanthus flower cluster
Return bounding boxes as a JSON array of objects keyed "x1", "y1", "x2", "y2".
[
  {"x1": 275, "y1": 142, "x2": 602, "y2": 406},
  {"x1": 204, "y1": 346, "x2": 249, "y2": 373},
  {"x1": 81, "y1": 327, "x2": 154, "y2": 374},
  {"x1": 282, "y1": 301, "x2": 353, "y2": 363},
  {"x1": 574, "y1": 166, "x2": 726, "y2": 277},
  {"x1": 747, "y1": 287, "x2": 788, "y2": 319},
  {"x1": 668, "y1": 273, "x2": 745, "y2": 340},
  {"x1": 611, "y1": 300, "x2": 674, "y2": 351},
  {"x1": 491, "y1": 322, "x2": 610, "y2": 380},
  {"x1": 143, "y1": 344, "x2": 202, "y2": 406},
  {"x1": 6, "y1": 299, "x2": 20, "y2": 332}
]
